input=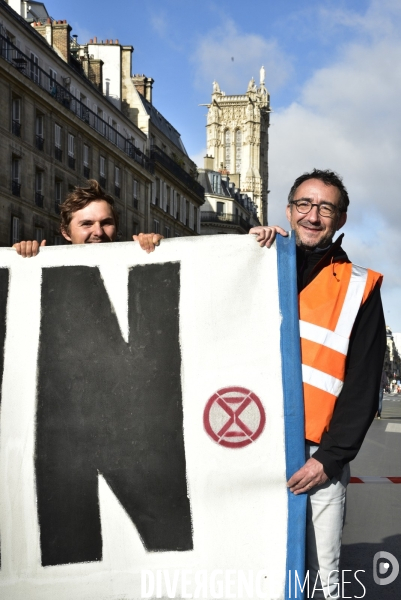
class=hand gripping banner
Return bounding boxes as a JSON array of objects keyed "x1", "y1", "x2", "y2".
[{"x1": 0, "y1": 234, "x2": 305, "y2": 600}]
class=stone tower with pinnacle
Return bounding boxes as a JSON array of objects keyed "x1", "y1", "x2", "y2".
[{"x1": 204, "y1": 67, "x2": 270, "y2": 225}]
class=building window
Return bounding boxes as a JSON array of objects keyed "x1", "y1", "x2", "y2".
[
  {"x1": 166, "y1": 186, "x2": 171, "y2": 213},
  {"x1": 165, "y1": 226, "x2": 170, "y2": 238},
  {"x1": 225, "y1": 130, "x2": 231, "y2": 171},
  {"x1": 176, "y1": 193, "x2": 180, "y2": 219},
  {"x1": 11, "y1": 216, "x2": 20, "y2": 245},
  {"x1": 54, "y1": 124, "x2": 62, "y2": 161},
  {"x1": 109, "y1": 118, "x2": 117, "y2": 144},
  {"x1": 12, "y1": 97, "x2": 21, "y2": 137},
  {"x1": 99, "y1": 156, "x2": 106, "y2": 188},
  {"x1": 217, "y1": 201, "x2": 225, "y2": 214},
  {"x1": 133, "y1": 178, "x2": 138, "y2": 208},
  {"x1": 34, "y1": 226, "x2": 44, "y2": 242},
  {"x1": 55, "y1": 180, "x2": 62, "y2": 214},
  {"x1": 114, "y1": 166, "x2": 121, "y2": 197},
  {"x1": 133, "y1": 221, "x2": 139, "y2": 236},
  {"x1": 235, "y1": 129, "x2": 242, "y2": 173},
  {"x1": 12, "y1": 157, "x2": 21, "y2": 196},
  {"x1": 155, "y1": 177, "x2": 161, "y2": 206},
  {"x1": 83, "y1": 144, "x2": 90, "y2": 178},
  {"x1": 80, "y1": 93, "x2": 89, "y2": 123},
  {"x1": 30, "y1": 52, "x2": 40, "y2": 84},
  {"x1": 35, "y1": 170, "x2": 44, "y2": 207},
  {"x1": 35, "y1": 113, "x2": 44, "y2": 151},
  {"x1": 49, "y1": 68, "x2": 57, "y2": 93},
  {"x1": 153, "y1": 219, "x2": 160, "y2": 234},
  {"x1": 68, "y1": 134, "x2": 75, "y2": 169},
  {"x1": 210, "y1": 173, "x2": 221, "y2": 195}
]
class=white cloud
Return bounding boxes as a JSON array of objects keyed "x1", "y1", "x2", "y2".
[
  {"x1": 268, "y1": 0, "x2": 401, "y2": 327},
  {"x1": 191, "y1": 19, "x2": 292, "y2": 95}
]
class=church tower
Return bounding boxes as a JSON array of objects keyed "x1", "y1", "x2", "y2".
[{"x1": 205, "y1": 67, "x2": 270, "y2": 225}]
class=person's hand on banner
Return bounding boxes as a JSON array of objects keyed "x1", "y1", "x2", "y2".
[
  {"x1": 13, "y1": 240, "x2": 46, "y2": 258},
  {"x1": 133, "y1": 233, "x2": 164, "y2": 253},
  {"x1": 287, "y1": 457, "x2": 329, "y2": 494},
  {"x1": 249, "y1": 226, "x2": 288, "y2": 248}
]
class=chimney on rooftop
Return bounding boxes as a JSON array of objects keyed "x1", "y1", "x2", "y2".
[
  {"x1": 132, "y1": 74, "x2": 154, "y2": 104},
  {"x1": 52, "y1": 20, "x2": 72, "y2": 63}
]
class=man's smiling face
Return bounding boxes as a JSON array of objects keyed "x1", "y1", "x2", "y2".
[
  {"x1": 61, "y1": 200, "x2": 117, "y2": 244},
  {"x1": 286, "y1": 178, "x2": 347, "y2": 249}
]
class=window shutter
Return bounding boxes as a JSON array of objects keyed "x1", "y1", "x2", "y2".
[
  {"x1": 189, "y1": 203, "x2": 194, "y2": 229},
  {"x1": 181, "y1": 196, "x2": 186, "y2": 224},
  {"x1": 163, "y1": 181, "x2": 167, "y2": 211}
]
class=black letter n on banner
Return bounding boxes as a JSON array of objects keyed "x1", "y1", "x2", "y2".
[{"x1": 36, "y1": 263, "x2": 192, "y2": 567}]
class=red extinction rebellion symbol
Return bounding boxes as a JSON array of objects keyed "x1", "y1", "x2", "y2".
[{"x1": 203, "y1": 387, "x2": 266, "y2": 448}]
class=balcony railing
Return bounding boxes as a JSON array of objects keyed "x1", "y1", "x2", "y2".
[
  {"x1": 12, "y1": 120, "x2": 21, "y2": 136},
  {"x1": 35, "y1": 135, "x2": 44, "y2": 151},
  {"x1": 150, "y1": 146, "x2": 204, "y2": 201},
  {"x1": 55, "y1": 146, "x2": 62, "y2": 161},
  {"x1": 68, "y1": 155, "x2": 76, "y2": 170},
  {"x1": 0, "y1": 32, "x2": 153, "y2": 173},
  {"x1": 12, "y1": 180, "x2": 21, "y2": 196},
  {"x1": 200, "y1": 211, "x2": 252, "y2": 232},
  {"x1": 35, "y1": 192, "x2": 44, "y2": 207}
]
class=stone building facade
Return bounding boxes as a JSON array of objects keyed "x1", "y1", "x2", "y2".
[
  {"x1": 203, "y1": 68, "x2": 270, "y2": 225},
  {"x1": 0, "y1": 0, "x2": 203, "y2": 246},
  {"x1": 74, "y1": 40, "x2": 204, "y2": 237}
]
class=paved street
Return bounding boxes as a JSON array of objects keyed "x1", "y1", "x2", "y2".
[{"x1": 340, "y1": 393, "x2": 401, "y2": 598}]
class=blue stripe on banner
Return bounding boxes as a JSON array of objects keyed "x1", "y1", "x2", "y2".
[{"x1": 276, "y1": 233, "x2": 307, "y2": 600}]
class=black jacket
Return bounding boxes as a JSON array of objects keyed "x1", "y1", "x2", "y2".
[{"x1": 296, "y1": 235, "x2": 386, "y2": 479}]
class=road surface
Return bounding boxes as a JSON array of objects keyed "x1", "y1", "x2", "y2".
[{"x1": 340, "y1": 393, "x2": 401, "y2": 598}]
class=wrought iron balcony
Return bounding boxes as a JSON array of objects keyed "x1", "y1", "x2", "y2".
[
  {"x1": 0, "y1": 32, "x2": 153, "y2": 174},
  {"x1": 35, "y1": 192, "x2": 44, "y2": 207},
  {"x1": 55, "y1": 146, "x2": 62, "y2": 161},
  {"x1": 150, "y1": 146, "x2": 204, "y2": 201},
  {"x1": 200, "y1": 211, "x2": 251, "y2": 232},
  {"x1": 12, "y1": 120, "x2": 21, "y2": 137},
  {"x1": 12, "y1": 180, "x2": 21, "y2": 196},
  {"x1": 35, "y1": 135, "x2": 44, "y2": 151}
]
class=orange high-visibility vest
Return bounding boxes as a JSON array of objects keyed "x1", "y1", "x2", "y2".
[{"x1": 299, "y1": 261, "x2": 383, "y2": 444}]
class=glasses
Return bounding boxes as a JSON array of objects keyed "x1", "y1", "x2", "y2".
[{"x1": 290, "y1": 200, "x2": 339, "y2": 218}]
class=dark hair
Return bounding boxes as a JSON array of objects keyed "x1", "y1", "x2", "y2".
[
  {"x1": 288, "y1": 169, "x2": 350, "y2": 212},
  {"x1": 59, "y1": 179, "x2": 119, "y2": 233}
]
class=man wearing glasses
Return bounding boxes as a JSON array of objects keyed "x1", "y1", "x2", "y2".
[{"x1": 251, "y1": 169, "x2": 386, "y2": 598}]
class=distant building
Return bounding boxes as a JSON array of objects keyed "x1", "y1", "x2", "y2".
[
  {"x1": 198, "y1": 156, "x2": 260, "y2": 235},
  {"x1": 384, "y1": 326, "x2": 401, "y2": 379},
  {"x1": 0, "y1": 0, "x2": 203, "y2": 246},
  {"x1": 203, "y1": 68, "x2": 270, "y2": 225}
]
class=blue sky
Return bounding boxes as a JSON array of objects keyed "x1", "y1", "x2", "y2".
[{"x1": 43, "y1": 0, "x2": 401, "y2": 332}]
